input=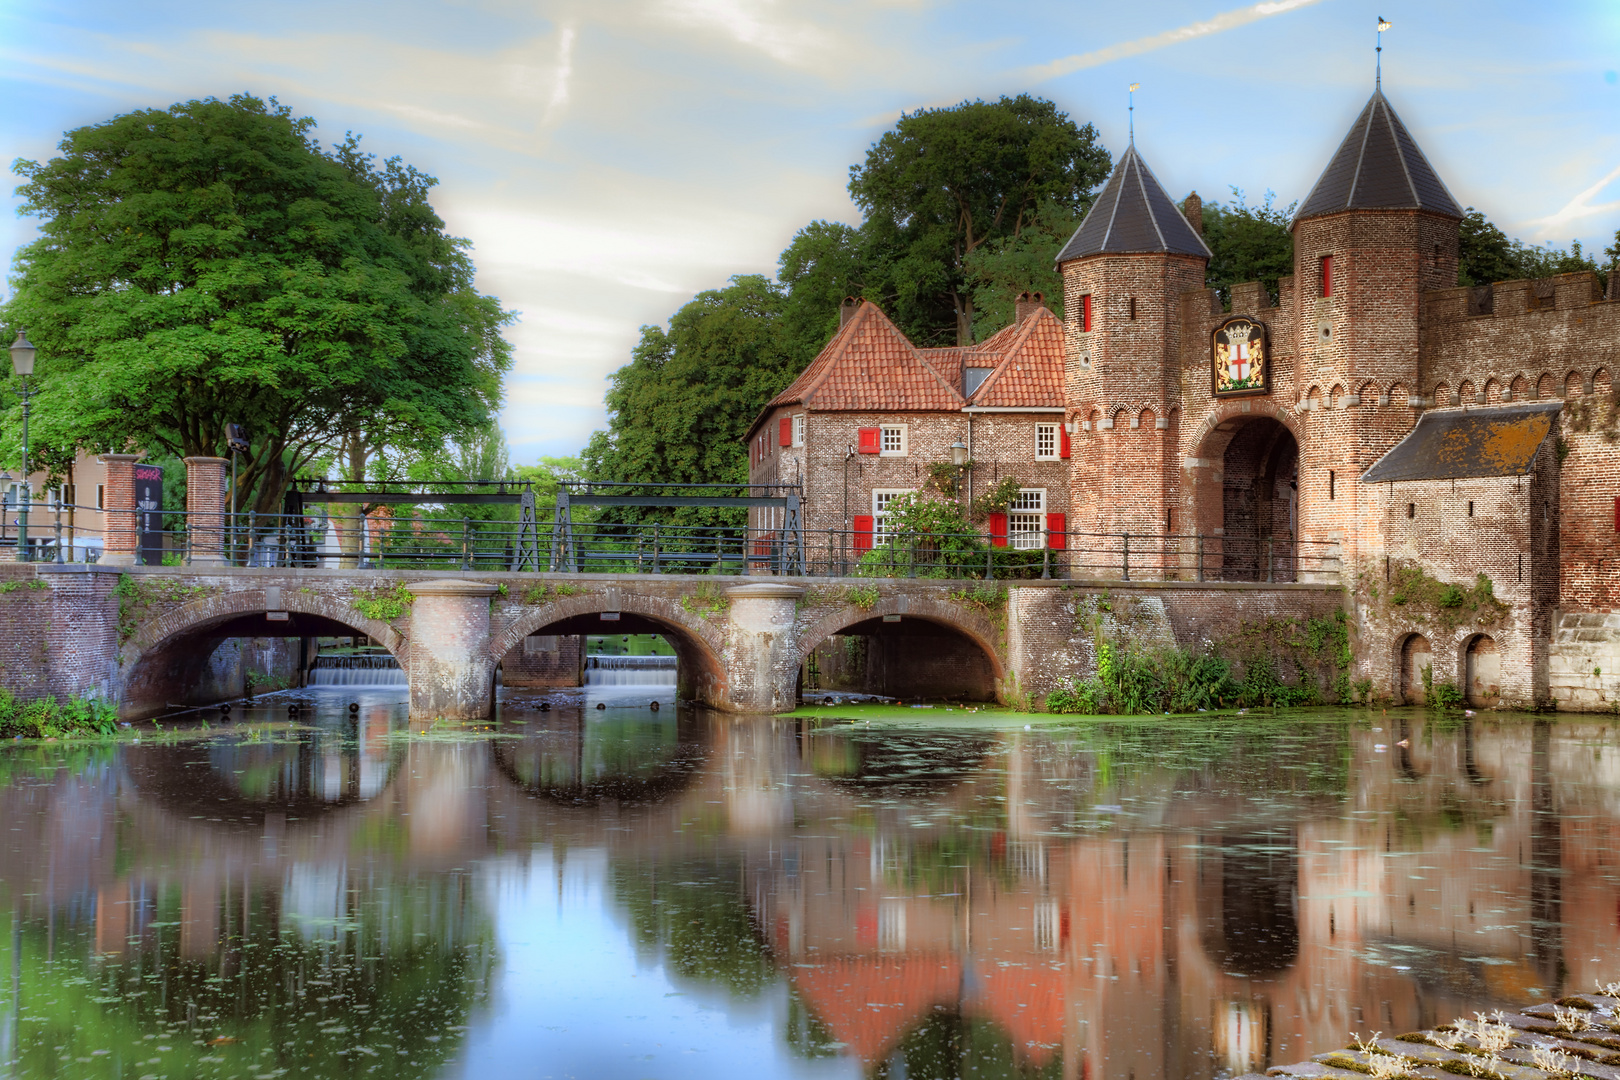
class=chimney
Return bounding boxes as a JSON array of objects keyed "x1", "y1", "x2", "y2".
[
  {"x1": 1608, "y1": 261, "x2": 1619, "y2": 303},
  {"x1": 839, "y1": 296, "x2": 858, "y2": 328},
  {"x1": 1183, "y1": 190, "x2": 1203, "y2": 235},
  {"x1": 1014, "y1": 291, "x2": 1045, "y2": 324}
]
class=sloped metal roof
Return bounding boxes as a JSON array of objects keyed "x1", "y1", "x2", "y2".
[
  {"x1": 1295, "y1": 90, "x2": 1463, "y2": 224},
  {"x1": 1360, "y1": 402, "x2": 1560, "y2": 483},
  {"x1": 1055, "y1": 144, "x2": 1211, "y2": 263}
]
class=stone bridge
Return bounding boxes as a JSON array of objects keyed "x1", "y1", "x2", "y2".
[{"x1": 4, "y1": 564, "x2": 1345, "y2": 719}]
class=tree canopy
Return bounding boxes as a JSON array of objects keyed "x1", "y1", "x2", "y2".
[
  {"x1": 828, "y1": 94, "x2": 1110, "y2": 347},
  {"x1": 580, "y1": 275, "x2": 799, "y2": 526},
  {"x1": 1457, "y1": 208, "x2": 1609, "y2": 291},
  {"x1": 2, "y1": 93, "x2": 512, "y2": 511},
  {"x1": 1198, "y1": 189, "x2": 1296, "y2": 307}
]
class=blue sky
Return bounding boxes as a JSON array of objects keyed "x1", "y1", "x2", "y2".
[{"x1": 2, "y1": 0, "x2": 1618, "y2": 465}]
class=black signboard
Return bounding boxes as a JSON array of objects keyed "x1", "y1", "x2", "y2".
[{"x1": 135, "y1": 464, "x2": 163, "y2": 566}]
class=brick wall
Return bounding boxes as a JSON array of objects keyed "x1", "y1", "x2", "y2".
[{"x1": 500, "y1": 633, "x2": 583, "y2": 687}]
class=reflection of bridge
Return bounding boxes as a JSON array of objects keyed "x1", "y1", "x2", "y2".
[
  {"x1": 0, "y1": 714, "x2": 1614, "y2": 1077},
  {"x1": 15, "y1": 563, "x2": 1340, "y2": 720}
]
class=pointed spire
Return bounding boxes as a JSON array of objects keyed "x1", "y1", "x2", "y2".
[
  {"x1": 1055, "y1": 144, "x2": 1211, "y2": 263},
  {"x1": 1294, "y1": 90, "x2": 1463, "y2": 224}
]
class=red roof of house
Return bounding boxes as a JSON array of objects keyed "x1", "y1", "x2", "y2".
[
  {"x1": 749, "y1": 300, "x2": 1067, "y2": 440},
  {"x1": 790, "y1": 954, "x2": 963, "y2": 1066},
  {"x1": 968, "y1": 308, "x2": 1066, "y2": 408}
]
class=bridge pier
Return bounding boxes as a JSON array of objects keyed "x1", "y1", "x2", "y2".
[
  {"x1": 724, "y1": 582, "x2": 805, "y2": 713},
  {"x1": 408, "y1": 579, "x2": 501, "y2": 720}
]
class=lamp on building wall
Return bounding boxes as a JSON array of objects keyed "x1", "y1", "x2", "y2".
[
  {"x1": 8, "y1": 331, "x2": 35, "y2": 562},
  {"x1": 949, "y1": 438, "x2": 970, "y2": 505}
]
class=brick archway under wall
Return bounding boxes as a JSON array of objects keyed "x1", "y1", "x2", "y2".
[
  {"x1": 794, "y1": 595, "x2": 1006, "y2": 701},
  {"x1": 1181, "y1": 400, "x2": 1306, "y2": 579}
]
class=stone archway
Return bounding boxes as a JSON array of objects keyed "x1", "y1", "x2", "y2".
[
  {"x1": 492, "y1": 590, "x2": 728, "y2": 707},
  {"x1": 1399, "y1": 633, "x2": 1432, "y2": 705},
  {"x1": 795, "y1": 597, "x2": 1004, "y2": 702},
  {"x1": 1464, "y1": 634, "x2": 1501, "y2": 708},
  {"x1": 1185, "y1": 403, "x2": 1303, "y2": 582},
  {"x1": 118, "y1": 586, "x2": 405, "y2": 720}
]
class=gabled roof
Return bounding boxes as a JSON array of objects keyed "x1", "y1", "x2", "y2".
[
  {"x1": 1360, "y1": 402, "x2": 1559, "y2": 483},
  {"x1": 790, "y1": 955, "x2": 962, "y2": 1066},
  {"x1": 1055, "y1": 144, "x2": 1211, "y2": 264},
  {"x1": 967, "y1": 308, "x2": 1065, "y2": 408},
  {"x1": 1295, "y1": 90, "x2": 1463, "y2": 224},
  {"x1": 764, "y1": 301, "x2": 964, "y2": 415}
]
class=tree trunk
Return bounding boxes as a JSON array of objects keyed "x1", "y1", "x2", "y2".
[{"x1": 955, "y1": 296, "x2": 974, "y2": 346}]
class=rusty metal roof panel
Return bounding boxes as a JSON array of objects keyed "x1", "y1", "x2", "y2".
[{"x1": 1359, "y1": 402, "x2": 1560, "y2": 483}]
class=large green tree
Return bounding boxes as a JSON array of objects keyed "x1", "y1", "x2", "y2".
[
  {"x1": 1199, "y1": 188, "x2": 1296, "y2": 307},
  {"x1": 1457, "y1": 207, "x2": 1607, "y2": 290},
  {"x1": 2, "y1": 94, "x2": 512, "y2": 512},
  {"x1": 838, "y1": 94, "x2": 1111, "y2": 347},
  {"x1": 580, "y1": 275, "x2": 798, "y2": 526}
]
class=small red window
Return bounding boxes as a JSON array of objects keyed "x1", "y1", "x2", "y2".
[
  {"x1": 1321, "y1": 254, "x2": 1334, "y2": 297},
  {"x1": 1059, "y1": 427, "x2": 1071, "y2": 459},
  {"x1": 857, "y1": 427, "x2": 881, "y2": 454},
  {"x1": 1613, "y1": 495, "x2": 1619, "y2": 532},
  {"x1": 853, "y1": 515, "x2": 874, "y2": 555},
  {"x1": 1046, "y1": 513, "x2": 1067, "y2": 550},
  {"x1": 988, "y1": 512, "x2": 1008, "y2": 548},
  {"x1": 778, "y1": 416, "x2": 792, "y2": 446},
  {"x1": 1080, "y1": 294, "x2": 1092, "y2": 332}
]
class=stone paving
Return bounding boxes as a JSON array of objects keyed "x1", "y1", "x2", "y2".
[{"x1": 1238, "y1": 994, "x2": 1620, "y2": 1080}]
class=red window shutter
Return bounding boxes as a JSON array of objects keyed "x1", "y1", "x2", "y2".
[
  {"x1": 1046, "y1": 513, "x2": 1067, "y2": 550},
  {"x1": 1321, "y1": 255, "x2": 1333, "y2": 297},
  {"x1": 778, "y1": 417, "x2": 792, "y2": 446},
  {"x1": 1059, "y1": 427, "x2": 1071, "y2": 459},
  {"x1": 853, "y1": 515, "x2": 874, "y2": 555},
  {"x1": 857, "y1": 427, "x2": 881, "y2": 454},
  {"x1": 1614, "y1": 495, "x2": 1619, "y2": 532},
  {"x1": 988, "y1": 512, "x2": 1008, "y2": 548},
  {"x1": 1081, "y1": 295, "x2": 1092, "y2": 332}
]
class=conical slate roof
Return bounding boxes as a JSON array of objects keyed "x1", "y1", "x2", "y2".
[
  {"x1": 1055, "y1": 144, "x2": 1211, "y2": 263},
  {"x1": 1295, "y1": 90, "x2": 1462, "y2": 224}
]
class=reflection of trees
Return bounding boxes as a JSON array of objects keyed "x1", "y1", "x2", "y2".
[
  {"x1": 809, "y1": 730, "x2": 993, "y2": 795},
  {"x1": 875, "y1": 1013, "x2": 1062, "y2": 1080},
  {"x1": 609, "y1": 857, "x2": 773, "y2": 998},
  {"x1": 0, "y1": 875, "x2": 493, "y2": 1079},
  {"x1": 1070, "y1": 717, "x2": 1354, "y2": 797}
]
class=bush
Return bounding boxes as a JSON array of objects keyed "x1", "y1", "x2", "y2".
[{"x1": 0, "y1": 690, "x2": 118, "y2": 739}]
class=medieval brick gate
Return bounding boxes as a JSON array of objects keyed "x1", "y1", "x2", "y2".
[{"x1": 7, "y1": 563, "x2": 1351, "y2": 719}]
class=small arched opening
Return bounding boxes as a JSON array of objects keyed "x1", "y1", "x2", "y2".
[
  {"x1": 1399, "y1": 633, "x2": 1432, "y2": 705},
  {"x1": 800, "y1": 609, "x2": 1001, "y2": 703},
  {"x1": 1464, "y1": 634, "x2": 1501, "y2": 708}
]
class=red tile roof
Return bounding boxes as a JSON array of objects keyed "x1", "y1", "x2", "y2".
[
  {"x1": 790, "y1": 954, "x2": 963, "y2": 1066},
  {"x1": 967, "y1": 307, "x2": 1066, "y2": 408}
]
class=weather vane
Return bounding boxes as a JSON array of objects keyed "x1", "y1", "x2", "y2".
[
  {"x1": 1376, "y1": 17, "x2": 1392, "y2": 88},
  {"x1": 1128, "y1": 82, "x2": 1140, "y2": 144}
]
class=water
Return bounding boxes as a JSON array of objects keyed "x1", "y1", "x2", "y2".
[
  {"x1": 0, "y1": 700, "x2": 1617, "y2": 1079},
  {"x1": 585, "y1": 654, "x2": 678, "y2": 686},
  {"x1": 307, "y1": 652, "x2": 408, "y2": 687}
]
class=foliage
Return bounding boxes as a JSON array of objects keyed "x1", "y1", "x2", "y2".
[
  {"x1": 680, "y1": 581, "x2": 730, "y2": 617},
  {"x1": 843, "y1": 585, "x2": 879, "y2": 610},
  {"x1": 1457, "y1": 207, "x2": 1607, "y2": 290},
  {"x1": 1382, "y1": 565, "x2": 1509, "y2": 633},
  {"x1": 947, "y1": 585, "x2": 1005, "y2": 612},
  {"x1": 0, "y1": 689, "x2": 118, "y2": 738},
  {"x1": 969, "y1": 476, "x2": 1023, "y2": 521},
  {"x1": 519, "y1": 582, "x2": 586, "y2": 605},
  {"x1": 581, "y1": 276, "x2": 799, "y2": 528},
  {"x1": 351, "y1": 580, "x2": 415, "y2": 622},
  {"x1": 2, "y1": 94, "x2": 513, "y2": 509},
  {"x1": 115, "y1": 574, "x2": 214, "y2": 642},
  {"x1": 1421, "y1": 664, "x2": 1466, "y2": 711},
  {"x1": 854, "y1": 491, "x2": 991, "y2": 579},
  {"x1": 1198, "y1": 188, "x2": 1297, "y2": 307},
  {"x1": 846, "y1": 95, "x2": 1111, "y2": 347},
  {"x1": 962, "y1": 199, "x2": 1081, "y2": 327}
]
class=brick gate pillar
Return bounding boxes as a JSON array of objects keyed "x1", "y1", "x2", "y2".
[
  {"x1": 183, "y1": 457, "x2": 230, "y2": 565},
  {"x1": 97, "y1": 454, "x2": 141, "y2": 566},
  {"x1": 724, "y1": 582, "x2": 804, "y2": 712},
  {"x1": 408, "y1": 579, "x2": 500, "y2": 720}
]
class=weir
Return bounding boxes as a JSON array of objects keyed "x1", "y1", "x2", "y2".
[
  {"x1": 307, "y1": 653, "x2": 408, "y2": 688},
  {"x1": 584, "y1": 655, "x2": 677, "y2": 687}
]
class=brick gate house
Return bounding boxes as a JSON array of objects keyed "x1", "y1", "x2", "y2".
[{"x1": 749, "y1": 83, "x2": 1620, "y2": 712}]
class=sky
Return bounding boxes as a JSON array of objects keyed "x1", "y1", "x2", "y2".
[{"x1": 2, "y1": 0, "x2": 1618, "y2": 466}]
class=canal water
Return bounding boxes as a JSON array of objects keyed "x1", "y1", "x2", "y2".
[{"x1": 0, "y1": 696, "x2": 1614, "y2": 1080}]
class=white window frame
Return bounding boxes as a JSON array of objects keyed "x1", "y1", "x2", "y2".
[
  {"x1": 878, "y1": 424, "x2": 907, "y2": 457},
  {"x1": 792, "y1": 413, "x2": 806, "y2": 448},
  {"x1": 1035, "y1": 423, "x2": 1059, "y2": 460},
  {"x1": 1008, "y1": 488, "x2": 1045, "y2": 550},
  {"x1": 872, "y1": 489, "x2": 913, "y2": 536},
  {"x1": 95, "y1": 484, "x2": 106, "y2": 510}
]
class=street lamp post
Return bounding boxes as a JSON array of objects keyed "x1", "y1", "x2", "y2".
[
  {"x1": 8, "y1": 332, "x2": 35, "y2": 562},
  {"x1": 949, "y1": 438, "x2": 970, "y2": 504}
]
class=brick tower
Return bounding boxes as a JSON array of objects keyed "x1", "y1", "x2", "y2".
[
  {"x1": 1057, "y1": 144, "x2": 1211, "y2": 541},
  {"x1": 1290, "y1": 88, "x2": 1463, "y2": 569}
]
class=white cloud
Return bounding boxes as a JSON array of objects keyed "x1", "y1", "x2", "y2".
[
  {"x1": 660, "y1": 0, "x2": 833, "y2": 66},
  {"x1": 1520, "y1": 160, "x2": 1620, "y2": 242}
]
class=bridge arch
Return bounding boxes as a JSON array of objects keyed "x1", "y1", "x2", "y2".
[
  {"x1": 493, "y1": 589, "x2": 727, "y2": 705},
  {"x1": 118, "y1": 585, "x2": 406, "y2": 719},
  {"x1": 795, "y1": 596, "x2": 1004, "y2": 702}
]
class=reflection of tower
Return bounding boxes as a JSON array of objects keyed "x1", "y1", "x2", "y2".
[{"x1": 1529, "y1": 720, "x2": 1562, "y2": 985}]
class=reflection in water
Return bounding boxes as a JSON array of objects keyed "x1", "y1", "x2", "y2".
[{"x1": 0, "y1": 704, "x2": 1618, "y2": 1079}]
